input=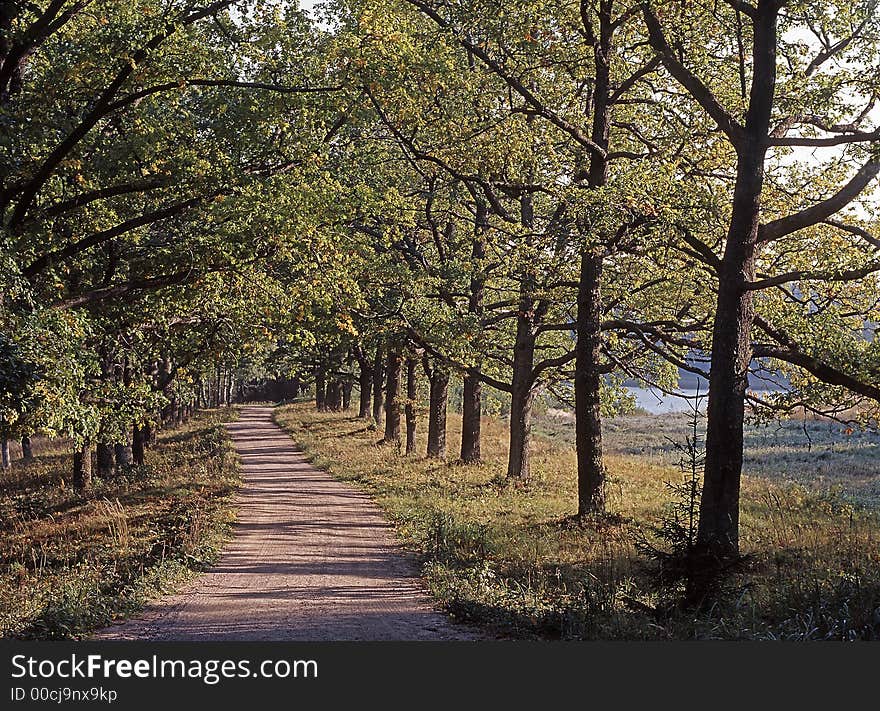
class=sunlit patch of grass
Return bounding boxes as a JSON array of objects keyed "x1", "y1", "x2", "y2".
[
  {"x1": 276, "y1": 403, "x2": 880, "y2": 640},
  {"x1": 0, "y1": 408, "x2": 241, "y2": 640}
]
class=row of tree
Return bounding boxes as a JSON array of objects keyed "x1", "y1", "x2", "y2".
[{"x1": 2, "y1": 0, "x2": 879, "y2": 595}]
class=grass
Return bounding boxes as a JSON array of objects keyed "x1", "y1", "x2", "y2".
[
  {"x1": 276, "y1": 403, "x2": 880, "y2": 640},
  {"x1": 539, "y1": 410, "x2": 880, "y2": 507},
  {"x1": 0, "y1": 408, "x2": 241, "y2": 640}
]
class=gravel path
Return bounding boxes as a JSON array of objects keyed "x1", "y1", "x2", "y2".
[{"x1": 95, "y1": 406, "x2": 477, "y2": 641}]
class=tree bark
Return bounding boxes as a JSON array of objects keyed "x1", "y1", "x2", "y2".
[
  {"x1": 460, "y1": 202, "x2": 488, "y2": 463},
  {"x1": 383, "y1": 348, "x2": 402, "y2": 445},
  {"x1": 358, "y1": 359, "x2": 373, "y2": 418},
  {"x1": 697, "y1": 3, "x2": 777, "y2": 561},
  {"x1": 460, "y1": 371, "x2": 482, "y2": 463},
  {"x1": 507, "y1": 191, "x2": 540, "y2": 481},
  {"x1": 425, "y1": 359, "x2": 449, "y2": 459},
  {"x1": 20, "y1": 436, "x2": 33, "y2": 460},
  {"x1": 507, "y1": 311, "x2": 537, "y2": 480},
  {"x1": 372, "y1": 342, "x2": 385, "y2": 424},
  {"x1": 573, "y1": 7, "x2": 612, "y2": 515},
  {"x1": 96, "y1": 443, "x2": 115, "y2": 478},
  {"x1": 73, "y1": 443, "x2": 92, "y2": 491},
  {"x1": 405, "y1": 356, "x2": 418, "y2": 455},
  {"x1": 326, "y1": 380, "x2": 342, "y2": 411},
  {"x1": 132, "y1": 425, "x2": 145, "y2": 466},
  {"x1": 342, "y1": 380, "x2": 353, "y2": 411},
  {"x1": 1, "y1": 437, "x2": 9, "y2": 470},
  {"x1": 115, "y1": 440, "x2": 133, "y2": 468},
  {"x1": 575, "y1": 253, "x2": 606, "y2": 515}
]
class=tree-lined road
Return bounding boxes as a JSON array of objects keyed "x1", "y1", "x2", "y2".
[{"x1": 97, "y1": 406, "x2": 477, "y2": 641}]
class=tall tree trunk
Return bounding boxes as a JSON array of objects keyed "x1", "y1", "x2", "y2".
[
  {"x1": 96, "y1": 443, "x2": 115, "y2": 478},
  {"x1": 507, "y1": 191, "x2": 539, "y2": 481},
  {"x1": 132, "y1": 425, "x2": 145, "y2": 466},
  {"x1": 460, "y1": 371, "x2": 482, "y2": 463},
  {"x1": 383, "y1": 348, "x2": 402, "y2": 445},
  {"x1": 358, "y1": 360, "x2": 373, "y2": 418},
  {"x1": 372, "y1": 342, "x2": 385, "y2": 424},
  {"x1": 575, "y1": 251, "x2": 606, "y2": 515},
  {"x1": 696, "y1": 5, "x2": 777, "y2": 562},
  {"x1": 405, "y1": 356, "x2": 418, "y2": 455},
  {"x1": 425, "y1": 359, "x2": 449, "y2": 459},
  {"x1": 342, "y1": 381, "x2": 353, "y2": 411},
  {"x1": 20, "y1": 436, "x2": 33, "y2": 460},
  {"x1": 326, "y1": 380, "x2": 342, "y2": 411},
  {"x1": 573, "y1": 9, "x2": 612, "y2": 515},
  {"x1": 73, "y1": 443, "x2": 92, "y2": 491},
  {"x1": 507, "y1": 313, "x2": 537, "y2": 480},
  {"x1": 461, "y1": 201, "x2": 488, "y2": 463}
]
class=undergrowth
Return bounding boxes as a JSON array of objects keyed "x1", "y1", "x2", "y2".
[{"x1": 0, "y1": 408, "x2": 240, "y2": 639}]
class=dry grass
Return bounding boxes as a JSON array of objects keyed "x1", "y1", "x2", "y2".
[
  {"x1": 0, "y1": 408, "x2": 241, "y2": 639},
  {"x1": 276, "y1": 403, "x2": 880, "y2": 640}
]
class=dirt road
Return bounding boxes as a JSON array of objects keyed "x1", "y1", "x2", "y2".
[{"x1": 96, "y1": 406, "x2": 477, "y2": 641}]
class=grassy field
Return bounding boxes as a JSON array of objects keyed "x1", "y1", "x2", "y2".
[
  {"x1": 276, "y1": 403, "x2": 880, "y2": 640},
  {"x1": 538, "y1": 410, "x2": 880, "y2": 508},
  {"x1": 0, "y1": 409, "x2": 240, "y2": 639}
]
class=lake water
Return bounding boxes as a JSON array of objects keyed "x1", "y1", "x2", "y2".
[
  {"x1": 628, "y1": 387, "x2": 785, "y2": 414},
  {"x1": 628, "y1": 387, "x2": 708, "y2": 414}
]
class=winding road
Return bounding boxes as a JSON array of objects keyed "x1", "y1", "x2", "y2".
[{"x1": 96, "y1": 406, "x2": 476, "y2": 641}]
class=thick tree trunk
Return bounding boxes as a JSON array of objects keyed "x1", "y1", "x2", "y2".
[
  {"x1": 573, "y1": 11, "x2": 612, "y2": 515},
  {"x1": 132, "y1": 426, "x2": 145, "y2": 466},
  {"x1": 460, "y1": 371, "x2": 481, "y2": 463},
  {"x1": 372, "y1": 342, "x2": 385, "y2": 424},
  {"x1": 405, "y1": 357, "x2": 417, "y2": 455},
  {"x1": 73, "y1": 443, "x2": 92, "y2": 491},
  {"x1": 115, "y1": 441, "x2": 133, "y2": 468},
  {"x1": 96, "y1": 443, "x2": 115, "y2": 478},
  {"x1": 20, "y1": 436, "x2": 33, "y2": 460},
  {"x1": 461, "y1": 202, "x2": 488, "y2": 463},
  {"x1": 342, "y1": 381, "x2": 353, "y2": 411},
  {"x1": 326, "y1": 380, "x2": 342, "y2": 411},
  {"x1": 575, "y1": 251, "x2": 606, "y2": 515},
  {"x1": 507, "y1": 314, "x2": 536, "y2": 481},
  {"x1": 696, "y1": 6, "x2": 777, "y2": 562},
  {"x1": 383, "y1": 348, "x2": 402, "y2": 445},
  {"x1": 358, "y1": 362, "x2": 372, "y2": 418},
  {"x1": 425, "y1": 361, "x2": 449, "y2": 459},
  {"x1": 507, "y1": 191, "x2": 539, "y2": 481}
]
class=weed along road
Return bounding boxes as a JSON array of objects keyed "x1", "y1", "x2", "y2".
[{"x1": 96, "y1": 406, "x2": 476, "y2": 641}]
